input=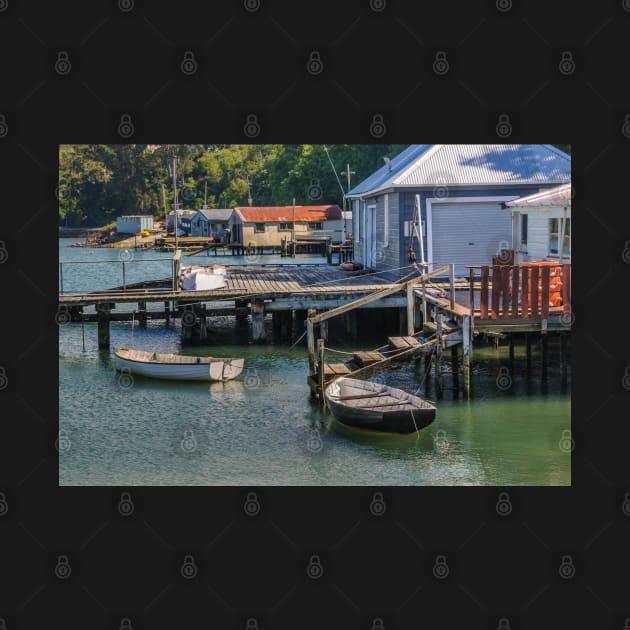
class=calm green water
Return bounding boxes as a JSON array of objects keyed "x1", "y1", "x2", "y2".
[{"x1": 59, "y1": 240, "x2": 571, "y2": 486}]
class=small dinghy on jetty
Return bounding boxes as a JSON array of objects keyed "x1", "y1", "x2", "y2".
[
  {"x1": 180, "y1": 264, "x2": 227, "y2": 291},
  {"x1": 114, "y1": 349, "x2": 244, "y2": 382},
  {"x1": 324, "y1": 377, "x2": 436, "y2": 434}
]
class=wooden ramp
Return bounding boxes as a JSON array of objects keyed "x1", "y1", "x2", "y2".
[{"x1": 318, "y1": 326, "x2": 462, "y2": 388}]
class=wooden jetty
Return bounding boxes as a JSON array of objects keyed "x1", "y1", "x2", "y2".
[{"x1": 57, "y1": 254, "x2": 571, "y2": 399}]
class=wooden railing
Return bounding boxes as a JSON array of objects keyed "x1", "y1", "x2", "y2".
[{"x1": 467, "y1": 263, "x2": 571, "y2": 321}]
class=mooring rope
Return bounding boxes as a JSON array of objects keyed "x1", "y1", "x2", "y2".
[{"x1": 322, "y1": 347, "x2": 356, "y2": 356}]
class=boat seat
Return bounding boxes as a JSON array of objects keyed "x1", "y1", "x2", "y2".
[{"x1": 151, "y1": 353, "x2": 157, "y2": 361}]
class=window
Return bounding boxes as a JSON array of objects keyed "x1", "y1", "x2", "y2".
[
  {"x1": 278, "y1": 222, "x2": 293, "y2": 231},
  {"x1": 308, "y1": 222, "x2": 322, "y2": 231},
  {"x1": 254, "y1": 223, "x2": 265, "y2": 233},
  {"x1": 521, "y1": 214, "x2": 528, "y2": 248},
  {"x1": 383, "y1": 194, "x2": 389, "y2": 247},
  {"x1": 549, "y1": 217, "x2": 570, "y2": 257}
]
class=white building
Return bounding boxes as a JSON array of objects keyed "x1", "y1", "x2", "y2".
[{"x1": 116, "y1": 215, "x2": 154, "y2": 234}]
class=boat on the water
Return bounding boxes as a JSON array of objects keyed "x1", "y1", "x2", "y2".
[
  {"x1": 180, "y1": 264, "x2": 227, "y2": 290},
  {"x1": 324, "y1": 377, "x2": 436, "y2": 434},
  {"x1": 114, "y1": 348, "x2": 244, "y2": 382}
]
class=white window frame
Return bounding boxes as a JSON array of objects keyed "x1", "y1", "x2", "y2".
[{"x1": 383, "y1": 193, "x2": 389, "y2": 247}]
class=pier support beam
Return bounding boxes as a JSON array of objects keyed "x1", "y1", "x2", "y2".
[
  {"x1": 198, "y1": 305, "x2": 208, "y2": 343},
  {"x1": 462, "y1": 314, "x2": 473, "y2": 399},
  {"x1": 508, "y1": 333, "x2": 515, "y2": 363},
  {"x1": 541, "y1": 333, "x2": 549, "y2": 377},
  {"x1": 235, "y1": 299, "x2": 249, "y2": 320},
  {"x1": 317, "y1": 338, "x2": 326, "y2": 409},
  {"x1": 406, "y1": 283, "x2": 415, "y2": 335},
  {"x1": 164, "y1": 301, "x2": 170, "y2": 323},
  {"x1": 251, "y1": 299, "x2": 266, "y2": 343},
  {"x1": 138, "y1": 301, "x2": 147, "y2": 327},
  {"x1": 307, "y1": 310, "x2": 316, "y2": 389},
  {"x1": 451, "y1": 346, "x2": 460, "y2": 393},
  {"x1": 436, "y1": 314, "x2": 443, "y2": 398},
  {"x1": 97, "y1": 304, "x2": 111, "y2": 350},
  {"x1": 525, "y1": 332, "x2": 532, "y2": 371}
]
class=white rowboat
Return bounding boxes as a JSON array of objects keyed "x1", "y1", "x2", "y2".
[{"x1": 114, "y1": 348, "x2": 244, "y2": 382}]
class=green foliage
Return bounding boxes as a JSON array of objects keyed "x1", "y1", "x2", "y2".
[{"x1": 59, "y1": 143, "x2": 570, "y2": 226}]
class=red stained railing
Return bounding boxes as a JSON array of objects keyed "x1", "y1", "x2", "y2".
[{"x1": 473, "y1": 262, "x2": 571, "y2": 320}]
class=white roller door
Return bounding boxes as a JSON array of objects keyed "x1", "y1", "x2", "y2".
[{"x1": 429, "y1": 201, "x2": 513, "y2": 277}]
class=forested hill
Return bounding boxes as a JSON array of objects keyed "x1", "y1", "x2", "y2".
[{"x1": 59, "y1": 144, "x2": 571, "y2": 227}]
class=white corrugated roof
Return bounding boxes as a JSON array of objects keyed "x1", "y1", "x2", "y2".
[
  {"x1": 504, "y1": 183, "x2": 571, "y2": 207},
  {"x1": 348, "y1": 145, "x2": 571, "y2": 196}
]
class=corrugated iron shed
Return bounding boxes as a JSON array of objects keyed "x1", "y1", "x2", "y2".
[
  {"x1": 504, "y1": 183, "x2": 572, "y2": 207},
  {"x1": 348, "y1": 144, "x2": 571, "y2": 196}
]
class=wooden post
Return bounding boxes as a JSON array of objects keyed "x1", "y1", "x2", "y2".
[
  {"x1": 462, "y1": 314, "x2": 472, "y2": 399},
  {"x1": 449, "y1": 263, "x2": 456, "y2": 311},
  {"x1": 307, "y1": 311, "x2": 316, "y2": 381},
  {"x1": 525, "y1": 331, "x2": 532, "y2": 371},
  {"x1": 511, "y1": 265, "x2": 519, "y2": 319},
  {"x1": 562, "y1": 264, "x2": 571, "y2": 319},
  {"x1": 406, "y1": 282, "x2": 415, "y2": 336},
  {"x1": 320, "y1": 316, "x2": 328, "y2": 342},
  {"x1": 317, "y1": 338, "x2": 326, "y2": 408},
  {"x1": 451, "y1": 346, "x2": 459, "y2": 392},
  {"x1": 501, "y1": 266, "x2": 510, "y2": 319},
  {"x1": 235, "y1": 299, "x2": 248, "y2": 320},
  {"x1": 480, "y1": 266, "x2": 489, "y2": 320},
  {"x1": 138, "y1": 301, "x2": 147, "y2": 327},
  {"x1": 97, "y1": 303, "x2": 111, "y2": 350},
  {"x1": 491, "y1": 265, "x2": 500, "y2": 320},
  {"x1": 521, "y1": 266, "x2": 529, "y2": 319},
  {"x1": 173, "y1": 250, "x2": 182, "y2": 290},
  {"x1": 164, "y1": 300, "x2": 170, "y2": 323},
  {"x1": 198, "y1": 305, "x2": 207, "y2": 342},
  {"x1": 509, "y1": 333, "x2": 514, "y2": 363},
  {"x1": 540, "y1": 265, "x2": 550, "y2": 331},
  {"x1": 436, "y1": 313, "x2": 443, "y2": 396},
  {"x1": 541, "y1": 332, "x2": 549, "y2": 376},
  {"x1": 531, "y1": 266, "x2": 539, "y2": 319},
  {"x1": 252, "y1": 298, "x2": 266, "y2": 343},
  {"x1": 468, "y1": 267, "x2": 474, "y2": 313}
]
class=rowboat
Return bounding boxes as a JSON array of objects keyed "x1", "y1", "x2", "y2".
[
  {"x1": 180, "y1": 264, "x2": 227, "y2": 291},
  {"x1": 114, "y1": 349, "x2": 244, "y2": 382},
  {"x1": 324, "y1": 377, "x2": 436, "y2": 434}
]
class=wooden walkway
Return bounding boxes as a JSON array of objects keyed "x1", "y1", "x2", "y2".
[{"x1": 58, "y1": 265, "x2": 392, "y2": 307}]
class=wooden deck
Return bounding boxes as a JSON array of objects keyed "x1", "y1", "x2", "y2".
[{"x1": 58, "y1": 264, "x2": 393, "y2": 307}]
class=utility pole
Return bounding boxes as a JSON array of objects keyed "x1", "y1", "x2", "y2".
[
  {"x1": 292, "y1": 197, "x2": 296, "y2": 257},
  {"x1": 172, "y1": 156, "x2": 178, "y2": 252},
  {"x1": 340, "y1": 163, "x2": 355, "y2": 241}
]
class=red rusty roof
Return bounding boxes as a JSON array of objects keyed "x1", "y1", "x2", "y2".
[{"x1": 234, "y1": 205, "x2": 342, "y2": 222}]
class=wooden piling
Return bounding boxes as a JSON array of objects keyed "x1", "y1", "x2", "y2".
[
  {"x1": 320, "y1": 316, "x2": 328, "y2": 342},
  {"x1": 198, "y1": 305, "x2": 207, "y2": 342},
  {"x1": 307, "y1": 310, "x2": 316, "y2": 381},
  {"x1": 525, "y1": 331, "x2": 532, "y2": 370},
  {"x1": 508, "y1": 333, "x2": 514, "y2": 363},
  {"x1": 491, "y1": 265, "x2": 500, "y2": 319},
  {"x1": 252, "y1": 298, "x2": 266, "y2": 343},
  {"x1": 235, "y1": 299, "x2": 249, "y2": 320},
  {"x1": 436, "y1": 314, "x2": 443, "y2": 397},
  {"x1": 317, "y1": 338, "x2": 326, "y2": 409},
  {"x1": 164, "y1": 300, "x2": 170, "y2": 323},
  {"x1": 97, "y1": 303, "x2": 111, "y2": 350},
  {"x1": 138, "y1": 301, "x2": 147, "y2": 327},
  {"x1": 451, "y1": 346, "x2": 459, "y2": 391},
  {"x1": 560, "y1": 332, "x2": 568, "y2": 385},
  {"x1": 406, "y1": 282, "x2": 415, "y2": 336},
  {"x1": 541, "y1": 332, "x2": 549, "y2": 376},
  {"x1": 462, "y1": 314, "x2": 472, "y2": 399}
]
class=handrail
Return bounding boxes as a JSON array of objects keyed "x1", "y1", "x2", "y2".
[{"x1": 308, "y1": 265, "x2": 451, "y2": 324}]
